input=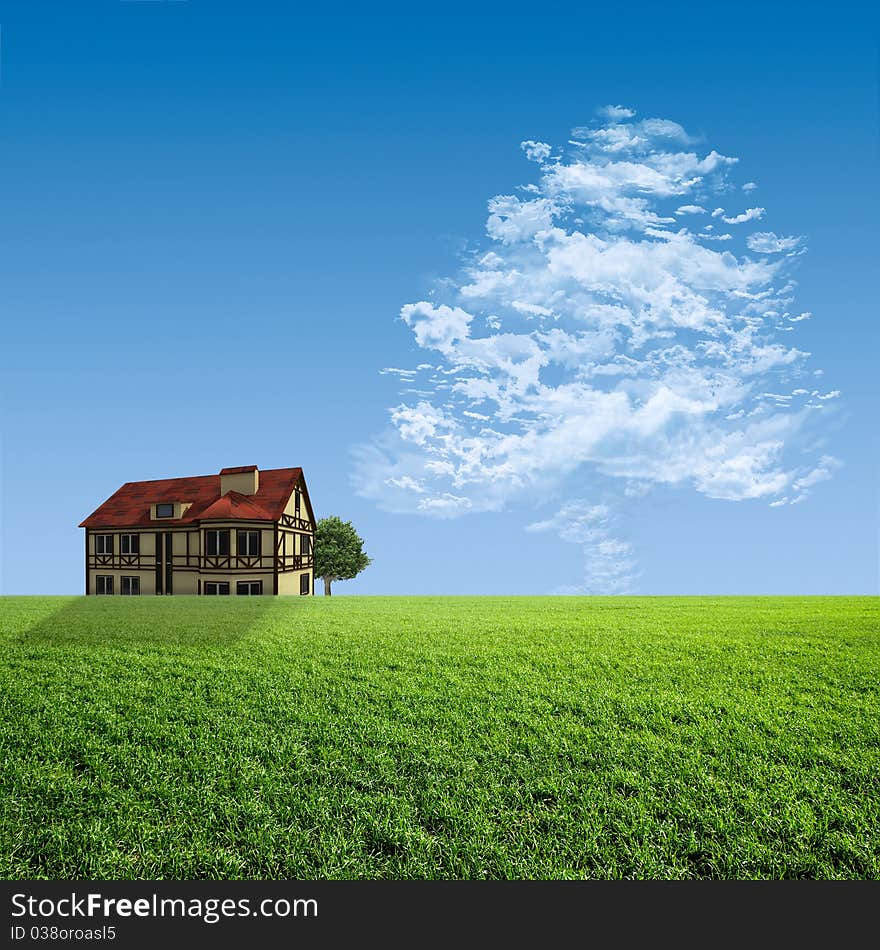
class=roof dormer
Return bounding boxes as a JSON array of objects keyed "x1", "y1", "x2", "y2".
[{"x1": 150, "y1": 501, "x2": 192, "y2": 520}]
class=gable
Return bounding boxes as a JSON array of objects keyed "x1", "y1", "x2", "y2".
[{"x1": 282, "y1": 472, "x2": 317, "y2": 527}]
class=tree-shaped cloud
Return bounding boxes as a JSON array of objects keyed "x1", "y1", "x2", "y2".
[{"x1": 355, "y1": 107, "x2": 840, "y2": 591}]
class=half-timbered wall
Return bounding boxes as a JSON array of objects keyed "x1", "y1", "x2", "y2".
[
  {"x1": 87, "y1": 570, "x2": 156, "y2": 596},
  {"x1": 198, "y1": 522, "x2": 275, "y2": 572},
  {"x1": 276, "y1": 480, "x2": 315, "y2": 581},
  {"x1": 84, "y1": 474, "x2": 316, "y2": 595}
]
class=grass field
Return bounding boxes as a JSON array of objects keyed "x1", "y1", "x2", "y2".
[{"x1": 1, "y1": 595, "x2": 878, "y2": 879}]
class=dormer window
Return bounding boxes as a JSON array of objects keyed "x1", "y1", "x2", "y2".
[{"x1": 156, "y1": 503, "x2": 174, "y2": 518}]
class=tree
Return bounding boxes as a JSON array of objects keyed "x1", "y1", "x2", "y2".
[{"x1": 313, "y1": 516, "x2": 371, "y2": 596}]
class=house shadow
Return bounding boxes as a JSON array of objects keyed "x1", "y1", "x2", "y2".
[{"x1": 16, "y1": 595, "x2": 283, "y2": 651}]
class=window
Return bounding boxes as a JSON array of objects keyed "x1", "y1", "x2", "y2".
[
  {"x1": 96, "y1": 575, "x2": 114, "y2": 595},
  {"x1": 121, "y1": 576, "x2": 140, "y2": 595},
  {"x1": 95, "y1": 535, "x2": 113, "y2": 555},
  {"x1": 120, "y1": 534, "x2": 140, "y2": 555},
  {"x1": 156, "y1": 503, "x2": 174, "y2": 518},
  {"x1": 294, "y1": 491, "x2": 301, "y2": 516},
  {"x1": 300, "y1": 573, "x2": 310, "y2": 596},
  {"x1": 206, "y1": 530, "x2": 230, "y2": 556},
  {"x1": 300, "y1": 534, "x2": 311, "y2": 556},
  {"x1": 237, "y1": 530, "x2": 260, "y2": 557},
  {"x1": 236, "y1": 581, "x2": 262, "y2": 595},
  {"x1": 204, "y1": 582, "x2": 230, "y2": 595}
]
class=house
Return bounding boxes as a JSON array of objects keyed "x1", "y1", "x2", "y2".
[{"x1": 79, "y1": 465, "x2": 315, "y2": 596}]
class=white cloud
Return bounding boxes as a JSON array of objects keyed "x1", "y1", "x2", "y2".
[
  {"x1": 386, "y1": 475, "x2": 426, "y2": 493},
  {"x1": 691, "y1": 437, "x2": 789, "y2": 500},
  {"x1": 416, "y1": 493, "x2": 472, "y2": 514},
  {"x1": 388, "y1": 401, "x2": 453, "y2": 445},
  {"x1": 355, "y1": 109, "x2": 839, "y2": 591},
  {"x1": 675, "y1": 204, "x2": 707, "y2": 215},
  {"x1": 486, "y1": 195, "x2": 559, "y2": 244},
  {"x1": 742, "y1": 181, "x2": 758, "y2": 192},
  {"x1": 511, "y1": 300, "x2": 554, "y2": 317},
  {"x1": 400, "y1": 302, "x2": 473, "y2": 356},
  {"x1": 747, "y1": 232, "x2": 802, "y2": 254},
  {"x1": 379, "y1": 367, "x2": 418, "y2": 378},
  {"x1": 793, "y1": 455, "x2": 841, "y2": 492},
  {"x1": 527, "y1": 502, "x2": 611, "y2": 541},
  {"x1": 527, "y1": 502, "x2": 636, "y2": 593},
  {"x1": 521, "y1": 140, "x2": 552, "y2": 163},
  {"x1": 722, "y1": 207, "x2": 765, "y2": 225},
  {"x1": 596, "y1": 104, "x2": 637, "y2": 121}
]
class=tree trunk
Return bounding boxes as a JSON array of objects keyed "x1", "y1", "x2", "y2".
[{"x1": 323, "y1": 576, "x2": 333, "y2": 596}]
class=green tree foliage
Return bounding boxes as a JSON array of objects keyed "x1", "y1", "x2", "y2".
[{"x1": 313, "y1": 516, "x2": 371, "y2": 596}]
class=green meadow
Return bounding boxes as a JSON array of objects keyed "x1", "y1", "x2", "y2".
[{"x1": 1, "y1": 596, "x2": 877, "y2": 879}]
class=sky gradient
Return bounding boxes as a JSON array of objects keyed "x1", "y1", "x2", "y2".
[{"x1": 0, "y1": 2, "x2": 877, "y2": 594}]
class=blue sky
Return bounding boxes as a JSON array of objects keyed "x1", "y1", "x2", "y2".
[{"x1": 0, "y1": 2, "x2": 877, "y2": 595}]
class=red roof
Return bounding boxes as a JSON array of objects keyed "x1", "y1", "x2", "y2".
[
  {"x1": 79, "y1": 467, "x2": 305, "y2": 528},
  {"x1": 198, "y1": 491, "x2": 273, "y2": 521}
]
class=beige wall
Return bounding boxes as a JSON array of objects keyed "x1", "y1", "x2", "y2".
[
  {"x1": 89, "y1": 524, "x2": 272, "y2": 559},
  {"x1": 149, "y1": 502, "x2": 192, "y2": 521},
  {"x1": 197, "y1": 572, "x2": 273, "y2": 595},
  {"x1": 88, "y1": 530, "x2": 195, "y2": 557},
  {"x1": 88, "y1": 530, "x2": 178, "y2": 557},
  {"x1": 282, "y1": 483, "x2": 311, "y2": 522},
  {"x1": 198, "y1": 522, "x2": 273, "y2": 559},
  {"x1": 87, "y1": 569, "x2": 280, "y2": 596},
  {"x1": 277, "y1": 569, "x2": 313, "y2": 596},
  {"x1": 88, "y1": 570, "x2": 156, "y2": 596},
  {"x1": 85, "y1": 518, "x2": 312, "y2": 595},
  {"x1": 276, "y1": 529, "x2": 313, "y2": 556},
  {"x1": 280, "y1": 480, "x2": 314, "y2": 589},
  {"x1": 173, "y1": 572, "x2": 199, "y2": 595},
  {"x1": 220, "y1": 469, "x2": 259, "y2": 496}
]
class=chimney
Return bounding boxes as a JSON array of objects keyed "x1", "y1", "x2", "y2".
[{"x1": 219, "y1": 465, "x2": 259, "y2": 496}]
